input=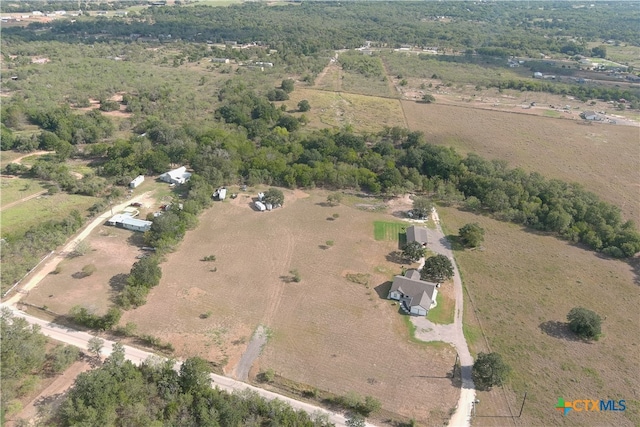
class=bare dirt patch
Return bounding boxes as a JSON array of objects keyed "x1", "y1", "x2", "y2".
[
  {"x1": 24, "y1": 226, "x2": 144, "y2": 317},
  {"x1": 403, "y1": 101, "x2": 640, "y2": 220},
  {"x1": 121, "y1": 190, "x2": 459, "y2": 423}
]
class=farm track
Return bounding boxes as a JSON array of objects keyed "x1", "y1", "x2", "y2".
[
  {"x1": 232, "y1": 226, "x2": 294, "y2": 379},
  {"x1": 380, "y1": 56, "x2": 409, "y2": 127},
  {"x1": 0, "y1": 190, "x2": 48, "y2": 211}
]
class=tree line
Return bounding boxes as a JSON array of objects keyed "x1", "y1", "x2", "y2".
[
  {"x1": 59, "y1": 349, "x2": 334, "y2": 426},
  {"x1": 4, "y1": 2, "x2": 639, "y2": 56}
]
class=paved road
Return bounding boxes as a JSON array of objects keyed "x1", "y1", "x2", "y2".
[
  {"x1": 405, "y1": 209, "x2": 476, "y2": 427},
  {"x1": 4, "y1": 307, "x2": 363, "y2": 427}
]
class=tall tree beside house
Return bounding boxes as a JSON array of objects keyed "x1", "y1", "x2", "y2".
[
  {"x1": 263, "y1": 188, "x2": 285, "y2": 206},
  {"x1": 402, "y1": 241, "x2": 425, "y2": 262},
  {"x1": 420, "y1": 254, "x2": 453, "y2": 283}
]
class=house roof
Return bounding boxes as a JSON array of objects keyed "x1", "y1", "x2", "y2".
[
  {"x1": 389, "y1": 269, "x2": 437, "y2": 310},
  {"x1": 406, "y1": 225, "x2": 428, "y2": 244},
  {"x1": 162, "y1": 166, "x2": 191, "y2": 181},
  {"x1": 583, "y1": 110, "x2": 597, "y2": 117}
]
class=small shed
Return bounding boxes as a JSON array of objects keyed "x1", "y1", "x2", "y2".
[
  {"x1": 130, "y1": 175, "x2": 145, "y2": 188},
  {"x1": 216, "y1": 188, "x2": 227, "y2": 201}
]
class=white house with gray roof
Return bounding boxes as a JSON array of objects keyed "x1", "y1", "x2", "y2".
[{"x1": 388, "y1": 269, "x2": 438, "y2": 316}]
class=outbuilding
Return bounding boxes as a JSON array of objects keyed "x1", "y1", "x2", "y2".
[
  {"x1": 160, "y1": 166, "x2": 191, "y2": 185},
  {"x1": 130, "y1": 175, "x2": 145, "y2": 188}
]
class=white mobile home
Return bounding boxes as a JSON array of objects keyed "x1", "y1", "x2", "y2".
[
  {"x1": 130, "y1": 175, "x2": 145, "y2": 188},
  {"x1": 107, "y1": 214, "x2": 152, "y2": 232}
]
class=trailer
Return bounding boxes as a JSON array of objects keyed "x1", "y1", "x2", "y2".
[{"x1": 254, "y1": 201, "x2": 266, "y2": 211}]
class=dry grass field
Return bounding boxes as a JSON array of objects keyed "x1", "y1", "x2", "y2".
[
  {"x1": 403, "y1": 101, "x2": 640, "y2": 220},
  {"x1": 282, "y1": 87, "x2": 406, "y2": 132},
  {"x1": 119, "y1": 190, "x2": 459, "y2": 423},
  {"x1": 23, "y1": 226, "x2": 145, "y2": 317},
  {"x1": 438, "y1": 206, "x2": 639, "y2": 427}
]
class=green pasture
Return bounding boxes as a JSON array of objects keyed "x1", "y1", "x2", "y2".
[
  {"x1": 1, "y1": 193, "x2": 99, "y2": 238},
  {"x1": 0, "y1": 178, "x2": 48, "y2": 207}
]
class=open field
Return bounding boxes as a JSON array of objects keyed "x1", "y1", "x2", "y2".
[
  {"x1": 281, "y1": 87, "x2": 406, "y2": 132},
  {"x1": 603, "y1": 45, "x2": 640, "y2": 69},
  {"x1": 0, "y1": 193, "x2": 100, "y2": 238},
  {"x1": 0, "y1": 177, "x2": 47, "y2": 207},
  {"x1": 438, "y1": 206, "x2": 639, "y2": 426},
  {"x1": 116, "y1": 190, "x2": 459, "y2": 423},
  {"x1": 403, "y1": 101, "x2": 640, "y2": 220}
]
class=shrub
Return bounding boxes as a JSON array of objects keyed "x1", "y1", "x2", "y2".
[
  {"x1": 81, "y1": 264, "x2": 96, "y2": 277},
  {"x1": 567, "y1": 307, "x2": 602, "y2": 340},
  {"x1": 290, "y1": 269, "x2": 301, "y2": 282},
  {"x1": 201, "y1": 255, "x2": 216, "y2": 261},
  {"x1": 297, "y1": 99, "x2": 311, "y2": 112}
]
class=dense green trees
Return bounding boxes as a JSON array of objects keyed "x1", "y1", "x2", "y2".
[
  {"x1": 57, "y1": 352, "x2": 335, "y2": 426},
  {"x1": 421, "y1": 255, "x2": 454, "y2": 283},
  {"x1": 472, "y1": 352, "x2": 511, "y2": 390},
  {"x1": 567, "y1": 307, "x2": 602, "y2": 340},
  {"x1": 1, "y1": 308, "x2": 47, "y2": 421}
]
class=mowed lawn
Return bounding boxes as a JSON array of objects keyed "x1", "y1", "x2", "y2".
[
  {"x1": 373, "y1": 220, "x2": 407, "y2": 241},
  {"x1": 403, "y1": 101, "x2": 640, "y2": 221},
  {"x1": 438, "y1": 206, "x2": 639, "y2": 426},
  {"x1": 281, "y1": 87, "x2": 406, "y2": 132},
  {"x1": 121, "y1": 190, "x2": 460, "y2": 423}
]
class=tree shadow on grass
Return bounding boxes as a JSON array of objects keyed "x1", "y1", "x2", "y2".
[
  {"x1": 444, "y1": 234, "x2": 465, "y2": 251},
  {"x1": 127, "y1": 233, "x2": 146, "y2": 247},
  {"x1": 108, "y1": 273, "x2": 128, "y2": 304},
  {"x1": 539, "y1": 320, "x2": 583, "y2": 342},
  {"x1": 630, "y1": 256, "x2": 640, "y2": 287},
  {"x1": 386, "y1": 251, "x2": 406, "y2": 264}
]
